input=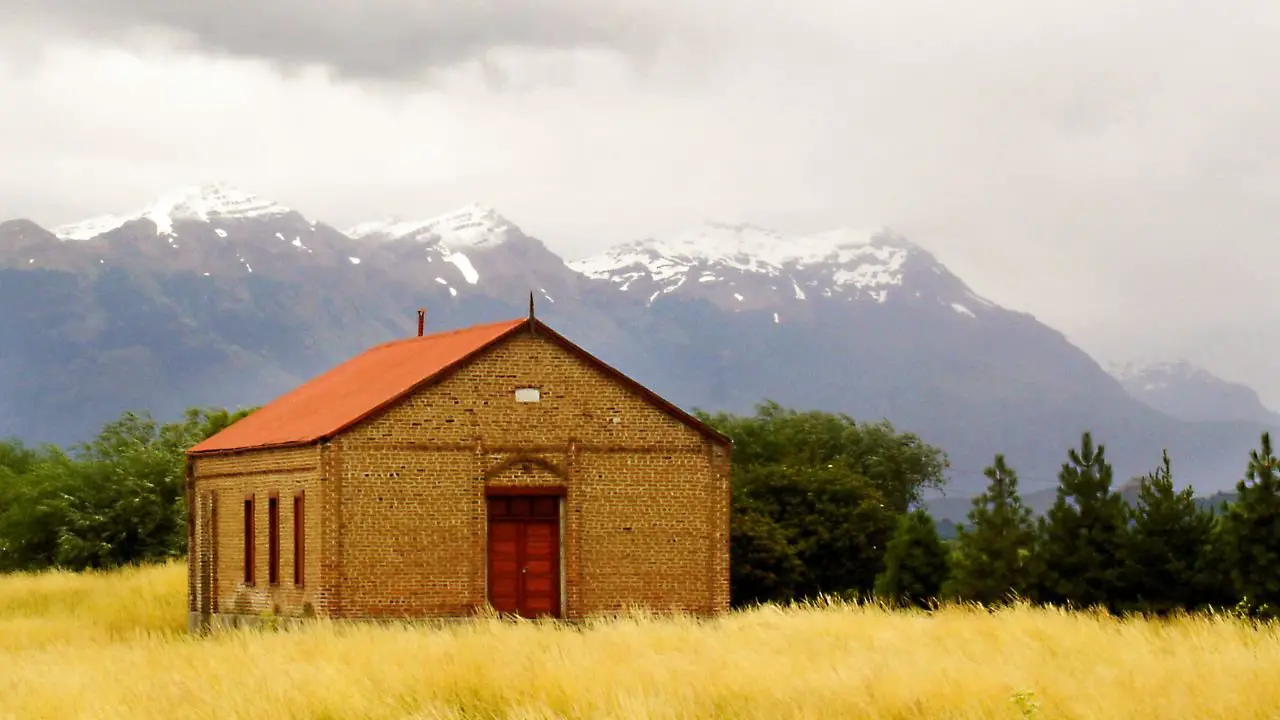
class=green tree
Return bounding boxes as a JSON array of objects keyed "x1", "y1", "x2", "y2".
[
  {"x1": 700, "y1": 401, "x2": 949, "y2": 513},
  {"x1": 0, "y1": 440, "x2": 46, "y2": 555},
  {"x1": 58, "y1": 407, "x2": 255, "y2": 567},
  {"x1": 942, "y1": 454, "x2": 1038, "y2": 605},
  {"x1": 0, "y1": 406, "x2": 255, "y2": 572},
  {"x1": 1035, "y1": 432, "x2": 1129, "y2": 611},
  {"x1": 1222, "y1": 432, "x2": 1280, "y2": 617},
  {"x1": 700, "y1": 402, "x2": 948, "y2": 605},
  {"x1": 732, "y1": 463, "x2": 895, "y2": 603},
  {"x1": 1122, "y1": 450, "x2": 1231, "y2": 614},
  {"x1": 874, "y1": 508, "x2": 950, "y2": 608},
  {"x1": 728, "y1": 497, "x2": 806, "y2": 605},
  {"x1": 0, "y1": 446, "x2": 70, "y2": 571},
  {"x1": 0, "y1": 440, "x2": 42, "y2": 475}
]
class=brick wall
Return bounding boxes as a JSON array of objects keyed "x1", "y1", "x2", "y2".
[
  {"x1": 334, "y1": 328, "x2": 730, "y2": 619},
  {"x1": 190, "y1": 446, "x2": 325, "y2": 618}
]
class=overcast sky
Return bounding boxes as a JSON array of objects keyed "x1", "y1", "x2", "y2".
[{"x1": 2, "y1": 1, "x2": 1279, "y2": 401}]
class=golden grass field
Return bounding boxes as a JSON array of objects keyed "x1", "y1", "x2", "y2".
[{"x1": 2, "y1": 563, "x2": 1279, "y2": 720}]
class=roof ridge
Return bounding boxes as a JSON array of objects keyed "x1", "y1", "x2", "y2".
[{"x1": 369, "y1": 317, "x2": 526, "y2": 351}]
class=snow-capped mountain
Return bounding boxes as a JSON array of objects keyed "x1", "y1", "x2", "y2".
[
  {"x1": 11, "y1": 187, "x2": 584, "y2": 304},
  {"x1": 55, "y1": 183, "x2": 293, "y2": 241},
  {"x1": 346, "y1": 203, "x2": 581, "y2": 304},
  {"x1": 2, "y1": 183, "x2": 369, "y2": 279},
  {"x1": 30, "y1": 186, "x2": 998, "y2": 319},
  {"x1": 1109, "y1": 360, "x2": 1280, "y2": 425},
  {"x1": 568, "y1": 222, "x2": 1001, "y2": 320}
]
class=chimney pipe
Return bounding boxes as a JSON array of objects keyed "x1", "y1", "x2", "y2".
[{"x1": 417, "y1": 308, "x2": 426, "y2": 337}]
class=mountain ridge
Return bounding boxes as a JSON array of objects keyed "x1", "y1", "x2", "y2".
[
  {"x1": 3, "y1": 184, "x2": 1276, "y2": 500},
  {"x1": 53, "y1": 183, "x2": 295, "y2": 241}
]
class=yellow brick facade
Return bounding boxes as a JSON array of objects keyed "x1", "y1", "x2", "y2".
[
  {"x1": 189, "y1": 325, "x2": 731, "y2": 625},
  {"x1": 187, "y1": 446, "x2": 325, "y2": 620}
]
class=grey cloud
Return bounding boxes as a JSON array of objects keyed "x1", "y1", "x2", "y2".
[{"x1": 10, "y1": 1, "x2": 695, "y2": 79}]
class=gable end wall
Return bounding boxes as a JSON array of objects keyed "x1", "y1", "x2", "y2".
[{"x1": 333, "y1": 329, "x2": 731, "y2": 619}]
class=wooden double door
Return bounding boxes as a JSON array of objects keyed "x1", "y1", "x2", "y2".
[{"x1": 486, "y1": 495, "x2": 561, "y2": 618}]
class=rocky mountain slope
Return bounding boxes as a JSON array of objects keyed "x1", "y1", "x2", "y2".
[{"x1": 1, "y1": 184, "x2": 1273, "y2": 498}]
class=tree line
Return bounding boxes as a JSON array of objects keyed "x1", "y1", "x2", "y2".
[
  {"x1": 2, "y1": 400, "x2": 1278, "y2": 618},
  {"x1": 701, "y1": 402, "x2": 1280, "y2": 618},
  {"x1": 0, "y1": 408, "x2": 250, "y2": 571}
]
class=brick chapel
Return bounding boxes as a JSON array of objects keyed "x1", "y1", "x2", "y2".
[{"x1": 184, "y1": 304, "x2": 732, "y2": 630}]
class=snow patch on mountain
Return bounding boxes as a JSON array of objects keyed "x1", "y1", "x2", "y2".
[
  {"x1": 347, "y1": 203, "x2": 516, "y2": 250},
  {"x1": 569, "y1": 222, "x2": 910, "y2": 302},
  {"x1": 572, "y1": 223, "x2": 893, "y2": 280},
  {"x1": 1107, "y1": 359, "x2": 1214, "y2": 391},
  {"x1": 55, "y1": 183, "x2": 291, "y2": 240},
  {"x1": 443, "y1": 249, "x2": 480, "y2": 284}
]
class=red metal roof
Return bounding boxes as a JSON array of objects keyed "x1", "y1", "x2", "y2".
[
  {"x1": 188, "y1": 317, "x2": 730, "y2": 455},
  {"x1": 188, "y1": 318, "x2": 526, "y2": 455}
]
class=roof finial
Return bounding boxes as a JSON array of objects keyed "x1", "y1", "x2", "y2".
[{"x1": 528, "y1": 291, "x2": 536, "y2": 331}]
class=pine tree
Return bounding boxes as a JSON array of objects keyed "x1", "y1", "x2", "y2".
[
  {"x1": 942, "y1": 454, "x2": 1038, "y2": 605},
  {"x1": 874, "y1": 509, "x2": 950, "y2": 608},
  {"x1": 1123, "y1": 450, "x2": 1229, "y2": 614},
  {"x1": 1036, "y1": 432, "x2": 1129, "y2": 611},
  {"x1": 1222, "y1": 432, "x2": 1280, "y2": 618}
]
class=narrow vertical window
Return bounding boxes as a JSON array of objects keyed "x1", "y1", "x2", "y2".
[
  {"x1": 243, "y1": 495, "x2": 255, "y2": 585},
  {"x1": 293, "y1": 491, "x2": 305, "y2": 587},
  {"x1": 267, "y1": 494, "x2": 280, "y2": 586}
]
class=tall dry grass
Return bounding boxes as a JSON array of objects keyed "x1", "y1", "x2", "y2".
[{"x1": 1, "y1": 562, "x2": 1278, "y2": 719}]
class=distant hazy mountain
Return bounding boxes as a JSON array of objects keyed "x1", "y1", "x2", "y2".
[
  {"x1": 1108, "y1": 360, "x2": 1280, "y2": 426},
  {"x1": 1, "y1": 184, "x2": 1274, "y2": 498}
]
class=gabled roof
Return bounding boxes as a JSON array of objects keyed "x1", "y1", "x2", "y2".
[{"x1": 188, "y1": 316, "x2": 730, "y2": 456}]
